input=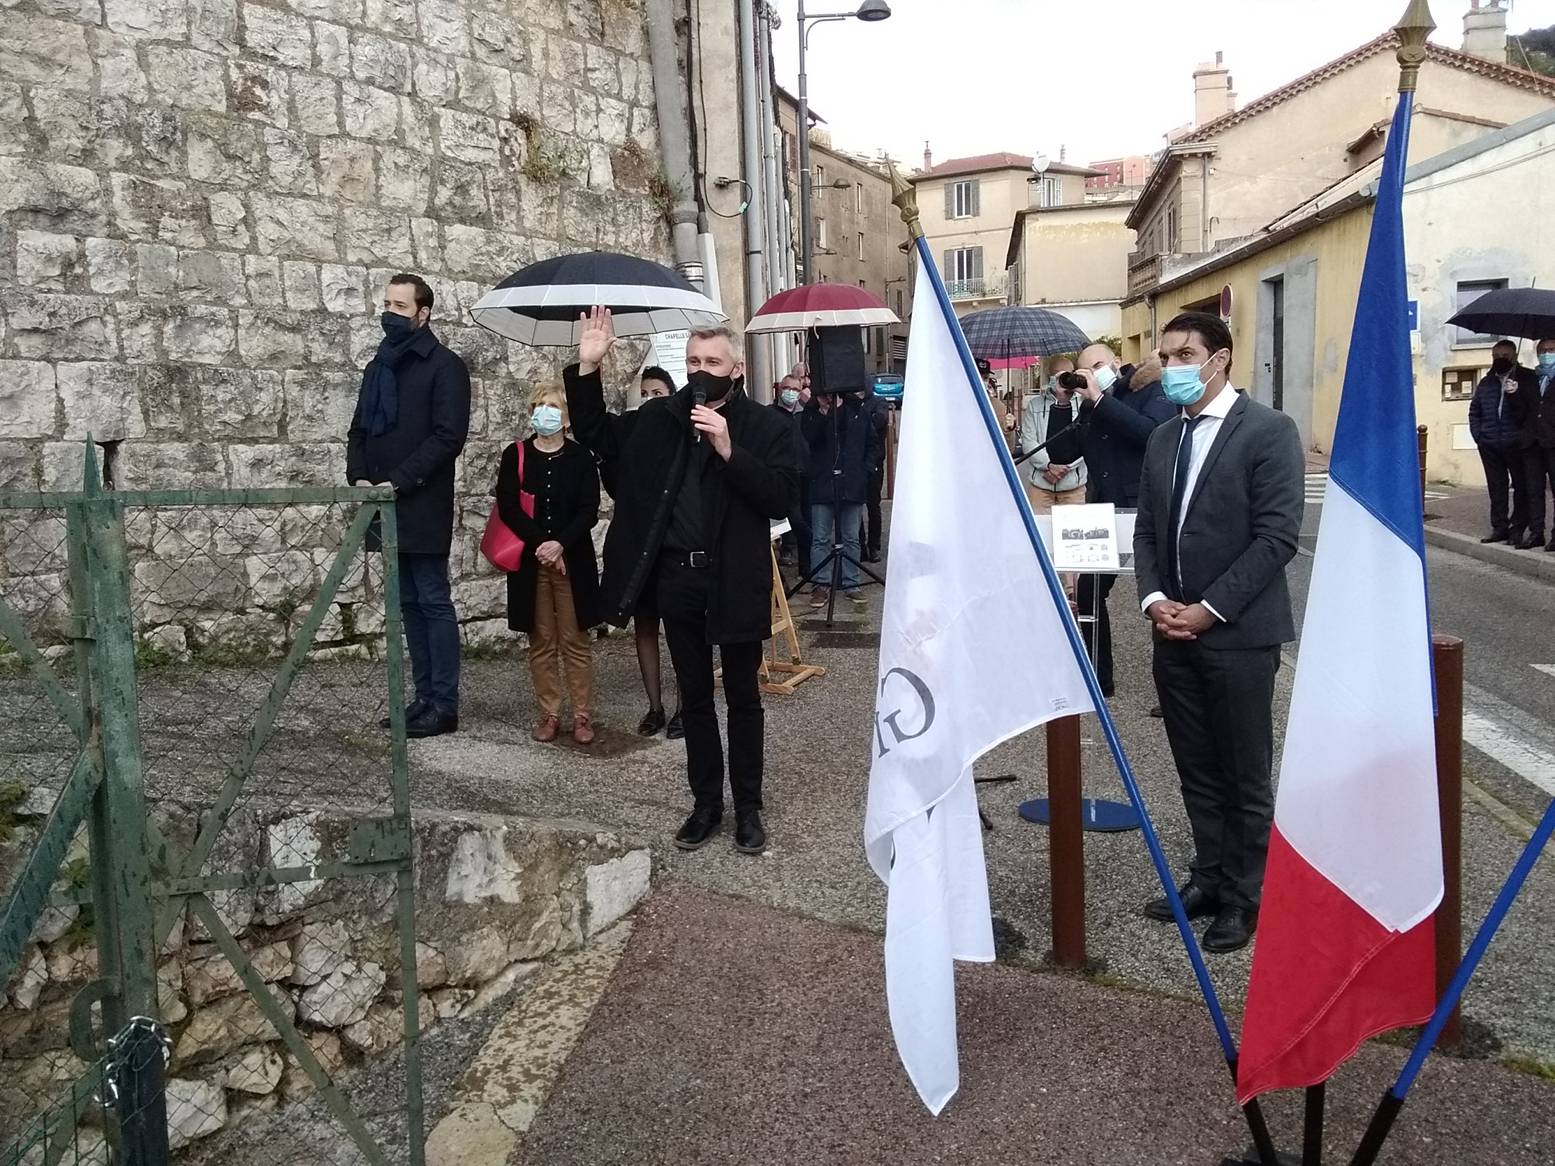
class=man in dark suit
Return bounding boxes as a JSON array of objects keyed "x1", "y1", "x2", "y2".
[
  {"x1": 1134, "y1": 311, "x2": 1304, "y2": 954},
  {"x1": 348, "y1": 273, "x2": 471, "y2": 739},
  {"x1": 567, "y1": 308, "x2": 800, "y2": 856},
  {"x1": 1072, "y1": 345, "x2": 1174, "y2": 697}
]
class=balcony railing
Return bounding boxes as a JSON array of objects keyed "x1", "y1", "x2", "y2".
[
  {"x1": 946, "y1": 276, "x2": 1003, "y2": 301},
  {"x1": 1126, "y1": 252, "x2": 1161, "y2": 298}
]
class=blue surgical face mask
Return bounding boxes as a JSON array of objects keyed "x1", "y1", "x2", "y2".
[
  {"x1": 532, "y1": 404, "x2": 564, "y2": 436},
  {"x1": 1093, "y1": 365, "x2": 1118, "y2": 393},
  {"x1": 780, "y1": 388, "x2": 800, "y2": 407},
  {"x1": 1540, "y1": 353, "x2": 1555, "y2": 371},
  {"x1": 1161, "y1": 355, "x2": 1219, "y2": 407}
]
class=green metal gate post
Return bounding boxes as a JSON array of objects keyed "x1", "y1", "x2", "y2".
[
  {"x1": 379, "y1": 501, "x2": 426, "y2": 1164},
  {"x1": 77, "y1": 448, "x2": 170, "y2": 1164}
]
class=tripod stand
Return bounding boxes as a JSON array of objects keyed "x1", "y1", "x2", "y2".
[{"x1": 785, "y1": 393, "x2": 885, "y2": 628}]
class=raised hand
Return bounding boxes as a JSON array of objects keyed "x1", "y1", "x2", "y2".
[{"x1": 577, "y1": 306, "x2": 615, "y2": 373}]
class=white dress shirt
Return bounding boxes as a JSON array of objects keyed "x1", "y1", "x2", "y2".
[{"x1": 1141, "y1": 381, "x2": 1239, "y2": 621}]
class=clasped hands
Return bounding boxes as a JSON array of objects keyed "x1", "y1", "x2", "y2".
[{"x1": 1146, "y1": 599, "x2": 1215, "y2": 641}]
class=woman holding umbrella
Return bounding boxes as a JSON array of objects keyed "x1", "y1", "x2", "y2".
[{"x1": 495, "y1": 384, "x2": 602, "y2": 745}]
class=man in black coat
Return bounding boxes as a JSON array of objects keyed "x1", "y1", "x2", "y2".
[
  {"x1": 1468, "y1": 339, "x2": 1538, "y2": 547},
  {"x1": 800, "y1": 386, "x2": 884, "y2": 608},
  {"x1": 347, "y1": 273, "x2": 471, "y2": 738},
  {"x1": 770, "y1": 371, "x2": 811, "y2": 572},
  {"x1": 1072, "y1": 344, "x2": 1175, "y2": 698},
  {"x1": 566, "y1": 308, "x2": 800, "y2": 855}
]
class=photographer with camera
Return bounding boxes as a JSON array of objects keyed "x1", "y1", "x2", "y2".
[{"x1": 1069, "y1": 343, "x2": 1173, "y2": 699}]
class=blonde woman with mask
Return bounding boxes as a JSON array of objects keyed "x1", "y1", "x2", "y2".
[{"x1": 494, "y1": 385, "x2": 602, "y2": 744}]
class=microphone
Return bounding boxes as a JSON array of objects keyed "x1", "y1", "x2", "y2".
[{"x1": 692, "y1": 383, "x2": 706, "y2": 443}]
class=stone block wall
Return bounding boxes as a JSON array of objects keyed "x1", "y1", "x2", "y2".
[
  {"x1": 0, "y1": 0, "x2": 675, "y2": 640},
  {"x1": 0, "y1": 801, "x2": 652, "y2": 1155}
]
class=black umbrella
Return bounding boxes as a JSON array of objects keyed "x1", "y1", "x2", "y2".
[
  {"x1": 1447, "y1": 287, "x2": 1555, "y2": 341},
  {"x1": 958, "y1": 305, "x2": 1092, "y2": 361},
  {"x1": 471, "y1": 251, "x2": 727, "y2": 346}
]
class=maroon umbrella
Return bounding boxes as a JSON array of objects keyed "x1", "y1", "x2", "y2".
[{"x1": 744, "y1": 283, "x2": 900, "y2": 333}]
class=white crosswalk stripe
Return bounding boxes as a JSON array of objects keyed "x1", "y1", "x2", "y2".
[{"x1": 1304, "y1": 472, "x2": 1446, "y2": 504}]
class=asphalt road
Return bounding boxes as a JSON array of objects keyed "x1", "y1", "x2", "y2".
[{"x1": 1293, "y1": 473, "x2": 1555, "y2": 825}]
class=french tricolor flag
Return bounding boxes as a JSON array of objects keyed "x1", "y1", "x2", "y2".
[{"x1": 1237, "y1": 90, "x2": 1442, "y2": 1103}]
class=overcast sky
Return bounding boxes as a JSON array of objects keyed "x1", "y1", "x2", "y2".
[{"x1": 770, "y1": 0, "x2": 1555, "y2": 166}]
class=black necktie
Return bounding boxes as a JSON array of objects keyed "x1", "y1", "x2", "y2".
[{"x1": 1166, "y1": 415, "x2": 1202, "y2": 602}]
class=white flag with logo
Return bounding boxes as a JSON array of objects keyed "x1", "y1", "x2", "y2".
[{"x1": 864, "y1": 250, "x2": 1095, "y2": 1115}]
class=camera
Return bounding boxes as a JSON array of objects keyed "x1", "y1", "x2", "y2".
[{"x1": 1057, "y1": 371, "x2": 1087, "y2": 391}]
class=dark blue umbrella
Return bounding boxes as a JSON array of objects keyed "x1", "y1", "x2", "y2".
[
  {"x1": 471, "y1": 250, "x2": 726, "y2": 346},
  {"x1": 958, "y1": 306, "x2": 1091, "y2": 362},
  {"x1": 1448, "y1": 286, "x2": 1555, "y2": 341}
]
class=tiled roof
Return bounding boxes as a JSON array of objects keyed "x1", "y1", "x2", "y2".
[
  {"x1": 1177, "y1": 32, "x2": 1555, "y2": 145},
  {"x1": 916, "y1": 153, "x2": 1102, "y2": 180}
]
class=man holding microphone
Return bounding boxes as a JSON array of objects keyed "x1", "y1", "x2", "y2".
[{"x1": 565, "y1": 308, "x2": 801, "y2": 856}]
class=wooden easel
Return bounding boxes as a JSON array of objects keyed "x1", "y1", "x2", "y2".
[{"x1": 760, "y1": 543, "x2": 826, "y2": 695}]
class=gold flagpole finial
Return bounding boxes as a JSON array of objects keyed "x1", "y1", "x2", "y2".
[
  {"x1": 1395, "y1": 0, "x2": 1436, "y2": 92},
  {"x1": 888, "y1": 162, "x2": 924, "y2": 244}
]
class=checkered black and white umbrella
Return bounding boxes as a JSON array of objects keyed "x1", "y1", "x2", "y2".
[
  {"x1": 471, "y1": 251, "x2": 727, "y2": 346},
  {"x1": 958, "y1": 306, "x2": 1091, "y2": 362}
]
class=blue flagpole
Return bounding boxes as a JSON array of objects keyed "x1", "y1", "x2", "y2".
[
  {"x1": 911, "y1": 235, "x2": 1281, "y2": 1165},
  {"x1": 1349, "y1": 799, "x2": 1555, "y2": 1166}
]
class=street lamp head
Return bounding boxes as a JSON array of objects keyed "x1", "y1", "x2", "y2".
[{"x1": 855, "y1": 0, "x2": 891, "y2": 21}]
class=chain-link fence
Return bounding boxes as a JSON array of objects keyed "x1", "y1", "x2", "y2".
[{"x1": 1, "y1": 456, "x2": 424, "y2": 1165}]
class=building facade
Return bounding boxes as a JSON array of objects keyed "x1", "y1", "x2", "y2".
[
  {"x1": 1005, "y1": 197, "x2": 1137, "y2": 342},
  {"x1": 1126, "y1": 17, "x2": 1555, "y2": 306},
  {"x1": 911, "y1": 149, "x2": 1100, "y2": 318},
  {"x1": 1121, "y1": 106, "x2": 1555, "y2": 486},
  {"x1": 774, "y1": 90, "x2": 910, "y2": 372}
]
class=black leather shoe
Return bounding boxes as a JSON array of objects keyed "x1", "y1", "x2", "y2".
[
  {"x1": 665, "y1": 709, "x2": 685, "y2": 740},
  {"x1": 406, "y1": 707, "x2": 458, "y2": 739},
  {"x1": 637, "y1": 707, "x2": 666, "y2": 736},
  {"x1": 734, "y1": 812, "x2": 767, "y2": 855},
  {"x1": 1546, "y1": 540, "x2": 1555, "y2": 552},
  {"x1": 380, "y1": 699, "x2": 426, "y2": 729},
  {"x1": 1517, "y1": 534, "x2": 1544, "y2": 550},
  {"x1": 865, "y1": 549, "x2": 882, "y2": 563},
  {"x1": 1481, "y1": 531, "x2": 1509, "y2": 544},
  {"x1": 1143, "y1": 883, "x2": 1219, "y2": 922},
  {"x1": 1202, "y1": 906, "x2": 1259, "y2": 953},
  {"x1": 1147, "y1": 705, "x2": 1164, "y2": 718},
  {"x1": 674, "y1": 808, "x2": 722, "y2": 851}
]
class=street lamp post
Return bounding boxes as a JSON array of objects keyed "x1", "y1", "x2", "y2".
[{"x1": 797, "y1": 0, "x2": 890, "y2": 286}]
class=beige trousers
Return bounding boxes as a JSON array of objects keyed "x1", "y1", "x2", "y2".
[{"x1": 530, "y1": 565, "x2": 593, "y2": 718}]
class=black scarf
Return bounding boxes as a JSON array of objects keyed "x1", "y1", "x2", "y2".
[{"x1": 359, "y1": 323, "x2": 425, "y2": 436}]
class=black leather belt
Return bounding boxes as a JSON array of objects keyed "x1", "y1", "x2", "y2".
[{"x1": 663, "y1": 550, "x2": 710, "y2": 568}]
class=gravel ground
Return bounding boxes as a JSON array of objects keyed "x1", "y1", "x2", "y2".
[
  {"x1": 416, "y1": 583, "x2": 1555, "y2": 1073},
  {"x1": 519, "y1": 886, "x2": 1555, "y2": 1166}
]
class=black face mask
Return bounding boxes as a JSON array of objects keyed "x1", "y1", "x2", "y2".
[
  {"x1": 686, "y1": 369, "x2": 737, "y2": 404},
  {"x1": 1492, "y1": 357, "x2": 1515, "y2": 374}
]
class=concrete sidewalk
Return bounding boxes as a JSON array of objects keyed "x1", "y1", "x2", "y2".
[{"x1": 516, "y1": 886, "x2": 1555, "y2": 1166}]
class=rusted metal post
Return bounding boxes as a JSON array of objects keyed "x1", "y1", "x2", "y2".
[
  {"x1": 1417, "y1": 425, "x2": 1429, "y2": 508},
  {"x1": 1432, "y1": 634, "x2": 1463, "y2": 1049},
  {"x1": 1047, "y1": 715, "x2": 1086, "y2": 969}
]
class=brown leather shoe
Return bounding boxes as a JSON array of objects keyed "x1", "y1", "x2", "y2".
[
  {"x1": 571, "y1": 714, "x2": 595, "y2": 746},
  {"x1": 532, "y1": 715, "x2": 560, "y2": 743}
]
